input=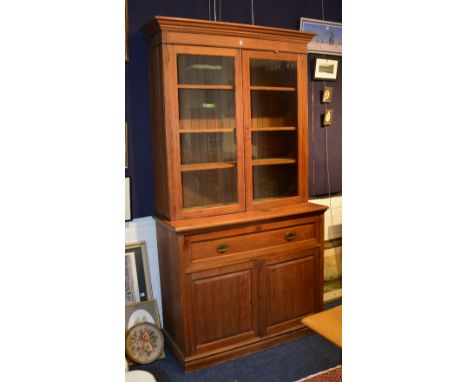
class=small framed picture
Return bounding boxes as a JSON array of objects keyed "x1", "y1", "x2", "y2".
[
  {"x1": 125, "y1": 176, "x2": 132, "y2": 222},
  {"x1": 322, "y1": 87, "x2": 333, "y2": 103},
  {"x1": 313, "y1": 58, "x2": 339, "y2": 81},
  {"x1": 125, "y1": 241, "x2": 153, "y2": 303},
  {"x1": 323, "y1": 109, "x2": 334, "y2": 126}
]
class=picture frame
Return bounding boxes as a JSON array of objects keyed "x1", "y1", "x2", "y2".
[
  {"x1": 125, "y1": 300, "x2": 162, "y2": 330},
  {"x1": 125, "y1": 176, "x2": 132, "y2": 222},
  {"x1": 125, "y1": 299, "x2": 165, "y2": 359},
  {"x1": 323, "y1": 109, "x2": 334, "y2": 126},
  {"x1": 125, "y1": 122, "x2": 128, "y2": 169},
  {"x1": 313, "y1": 58, "x2": 339, "y2": 81},
  {"x1": 299, "y1": 17, "x2": 342, "y2": 56},
  {"x1": 125, "y1": 322, "x2": 164, "y2": 364},
  {"x1": 125, "y1": 0, "x2": 129, "y2": 62},
  {"x1": 321, "y1": 87, "x2": 333, "y2": 103},
  {"x1": 125, "y1": 241, "x2": 153, "y2": 303}
]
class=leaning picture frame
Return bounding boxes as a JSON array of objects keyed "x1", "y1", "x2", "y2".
[
  {"x1": 313, "y1": 58, "x2": 339, "y2": 81},
  {"x1": 300, "y1": 17, "x2": 342, "y2": 55},
  {"x1": 125, "y1": 299, "x2": 165, "y2": 359},
  {"x1": 125, "y1": 241, "x2": 153, "y2": 303}
]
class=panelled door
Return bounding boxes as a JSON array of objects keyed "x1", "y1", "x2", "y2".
[
  {"x1": 170, "y1": 46, "x2": 245, "y2": 219},
  {"x1": 187, "y1": 261, "x2": 260, "y2": 354},
  {"x1": 259, "y1": 247, "x2": 321, "y2": 336}
]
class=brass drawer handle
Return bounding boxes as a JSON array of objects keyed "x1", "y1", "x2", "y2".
[
  {"x1": 285, "y1": 231, "x2": 296, "y2": 241},
  {"x1": 216, "y1": 242, "x2": 229, "y2": 253}
]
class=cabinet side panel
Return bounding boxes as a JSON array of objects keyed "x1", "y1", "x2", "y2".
[
  {"x1": 148, "y1": 46, "x2": 170, "y2": 218},
  {"x1": 156, "y1": 220, "x2": 186, "y2": 353}
]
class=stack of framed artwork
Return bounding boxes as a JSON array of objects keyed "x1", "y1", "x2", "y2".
[{"x1": 125, "y1": 241, "x2": 165, "y2": 361}]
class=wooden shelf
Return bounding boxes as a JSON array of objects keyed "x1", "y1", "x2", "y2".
[
  {"x1": 252, "y1": 158, "x2": 296, "y2": 166},
  {"x1": 250, "y1": 86, "x2": 296, "y2": 92},
  {"x1": 180, "y1": 128, "x2": 235, "y2": 134},
  {"x1": 178, "y1": 84, "x2": 235, "y2": 90},
  {"x1": 181, "y1": 161, "x2": 237, "y2": 172},
  {"x1": 251, "y1": 127, "x2": 296, "y2": 132}
]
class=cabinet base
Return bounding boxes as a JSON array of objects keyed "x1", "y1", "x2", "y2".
[{"x1": 164, "y1": 326, "x2": 312, "y2": 373}]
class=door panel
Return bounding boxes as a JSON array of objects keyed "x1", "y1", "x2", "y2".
[
  {"x1": 260, "y1": 248, "x2": 320, "y2": 336},
  {"x1": 242, "y1": 50, "x2": 305, "y2": 210},
  {"x1": 189, "y1": 261, "x2": 259, "y2": 353},
  {"x1": 171, "y1": 45, "x2": 245, "y2": 218}
]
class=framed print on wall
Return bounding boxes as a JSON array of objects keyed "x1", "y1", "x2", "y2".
[
  {"x1": 125, "y1": 176, "x2": 132, "y2": 221},
  {"x1": 300, "y1": 17, "x2": 342, "y2": 55},
  {"x1": 322, "y1": 86, "x2": 334, "y2": 103},
  {"x1": 323, "y1": 109, "x2": 334, "y2": 126},
  {"x1": 125, "y1": 241, "x2": 153, "y2": 303},
  {"x1": 313, "y1": 58, "x2": 339, "y2": 81}
]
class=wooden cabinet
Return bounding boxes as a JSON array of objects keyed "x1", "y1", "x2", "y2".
[{"x1": 142, "y1": 17, "x2": 326, "y2": 372}]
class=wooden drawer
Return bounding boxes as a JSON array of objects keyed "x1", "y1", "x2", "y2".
[{"x1": 189, "y1": 217, "x2": 319, "y2": 262}]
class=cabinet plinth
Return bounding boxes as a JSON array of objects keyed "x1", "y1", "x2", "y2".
[{"x1": 141, "y1": 16, "x2": 324, "y2": 372}]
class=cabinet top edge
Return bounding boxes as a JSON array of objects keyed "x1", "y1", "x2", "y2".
[
  {"x1": 158, "y1": 203, "x2": 328, "y2": 233},
  {"x1": 140, "y1": 16, "x2": 315, "y2": 44}
]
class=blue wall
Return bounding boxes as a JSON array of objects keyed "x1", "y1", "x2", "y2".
[{"x1": 125, "y1": 0, "x2": 342, "y2": 218}]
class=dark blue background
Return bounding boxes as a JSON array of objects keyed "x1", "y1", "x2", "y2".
[{"x1": 126, "y1": 0, "x2": 342, "y2": 218}]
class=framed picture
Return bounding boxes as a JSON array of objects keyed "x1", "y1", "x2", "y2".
[
  {"x1": 125, "y1": 241, "x2": 153, "y2": 303},
  {"x1": 322, "y1": 87, "x2": 333, "y2": 103},
  {"x1": 125, "y1": 322, "x2": 164, "y2": 364},
  {"x1": 125, "y1": 176, "x2": 132, "y2": 222},
  {"x1": 125, "y1": 300, "x2": 162, "y2": 330},
  {"x1": 323, "y1": 109, "x2": 334, "y2": 126},
  {"x1": 125, "y1": 300, "x2": 165, "y2": 359},
  {"x1": 313, "y1": 58, "x2": 339, "y2": 81},
  {"x1": 300, "y1": 17, "x2": 342, "y2": 55},
  {"x1": 125, "y1": 122, "x2": 128, "y2": 169},
  {"x1": 125, "y1": 0, "x2": 129, "y2": 62}
]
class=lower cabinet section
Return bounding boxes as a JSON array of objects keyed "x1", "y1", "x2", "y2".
[{"x1": 156, "y1": 207, "x2": 326, "y2": 372}]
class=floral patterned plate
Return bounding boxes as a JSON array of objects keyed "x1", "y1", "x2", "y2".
[{"x1": 125, "y1": 322, "x2": 164, "y2": 364}]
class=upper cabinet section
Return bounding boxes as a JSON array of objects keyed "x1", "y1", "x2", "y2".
[{"x1": 141, "y1": 17, "x2": 315, "y2": 221}]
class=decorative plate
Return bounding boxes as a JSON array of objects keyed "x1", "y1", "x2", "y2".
[{"x1": 125, "y1": 322, "x2": 164, "y2": 364}]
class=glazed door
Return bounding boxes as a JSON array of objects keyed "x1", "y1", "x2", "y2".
[
  {"x1": 259, "y1": 247, "x2": 322, "y2": 336},
  {"x1": 242, "y1": 51, "x2": 307, "y2": 210},
  {"x1": 171, "y1": 46, "x2": 245, "y2": 219},
  {"x1": 187, "y1": 261, "x2": 259, "y2": 354}
]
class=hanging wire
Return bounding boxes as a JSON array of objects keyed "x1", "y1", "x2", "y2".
[
  {"x1": 208, "y1": 0, "x2": 211, "y2": 21},
  {"x1": 214, "y1": 0, "x2": 217, "y2": 21},
  {"x1": 251, "y1": 0, "x2": 255, "y2": 24},
  {"x1": 219, "y1": 0, "x2": 222, "y2": 21}
]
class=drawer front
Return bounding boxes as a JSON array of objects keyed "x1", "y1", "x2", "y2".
[{"x1": 190, "y1": 221, "x2": 318, "y2": 262}]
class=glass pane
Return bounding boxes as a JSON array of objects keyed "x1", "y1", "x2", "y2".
[
  {"x1": 179, "y1": 89, "x2": 235, "y2": 130},
  {"x1": 253, "y1": 164, "x2": 297, "y2": 200},
  {"x1": 252, "y1": 131, "x2": 297, "y2": 160},
  {"x1": 251, "y1": 91, "x2": 297, "y2": 129},
  {"x1": 182, "y1": 168, "x2": 237, "y2": 208},
  {"x1": 177, "y1": 55, "x2": 234, "y2": 85},
  {"x1": 180, "y1": 132, "x2": 236, "y2": 165},
  {"x1": 250, "y1": 60, "x2": 297, "y2": 87}
]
